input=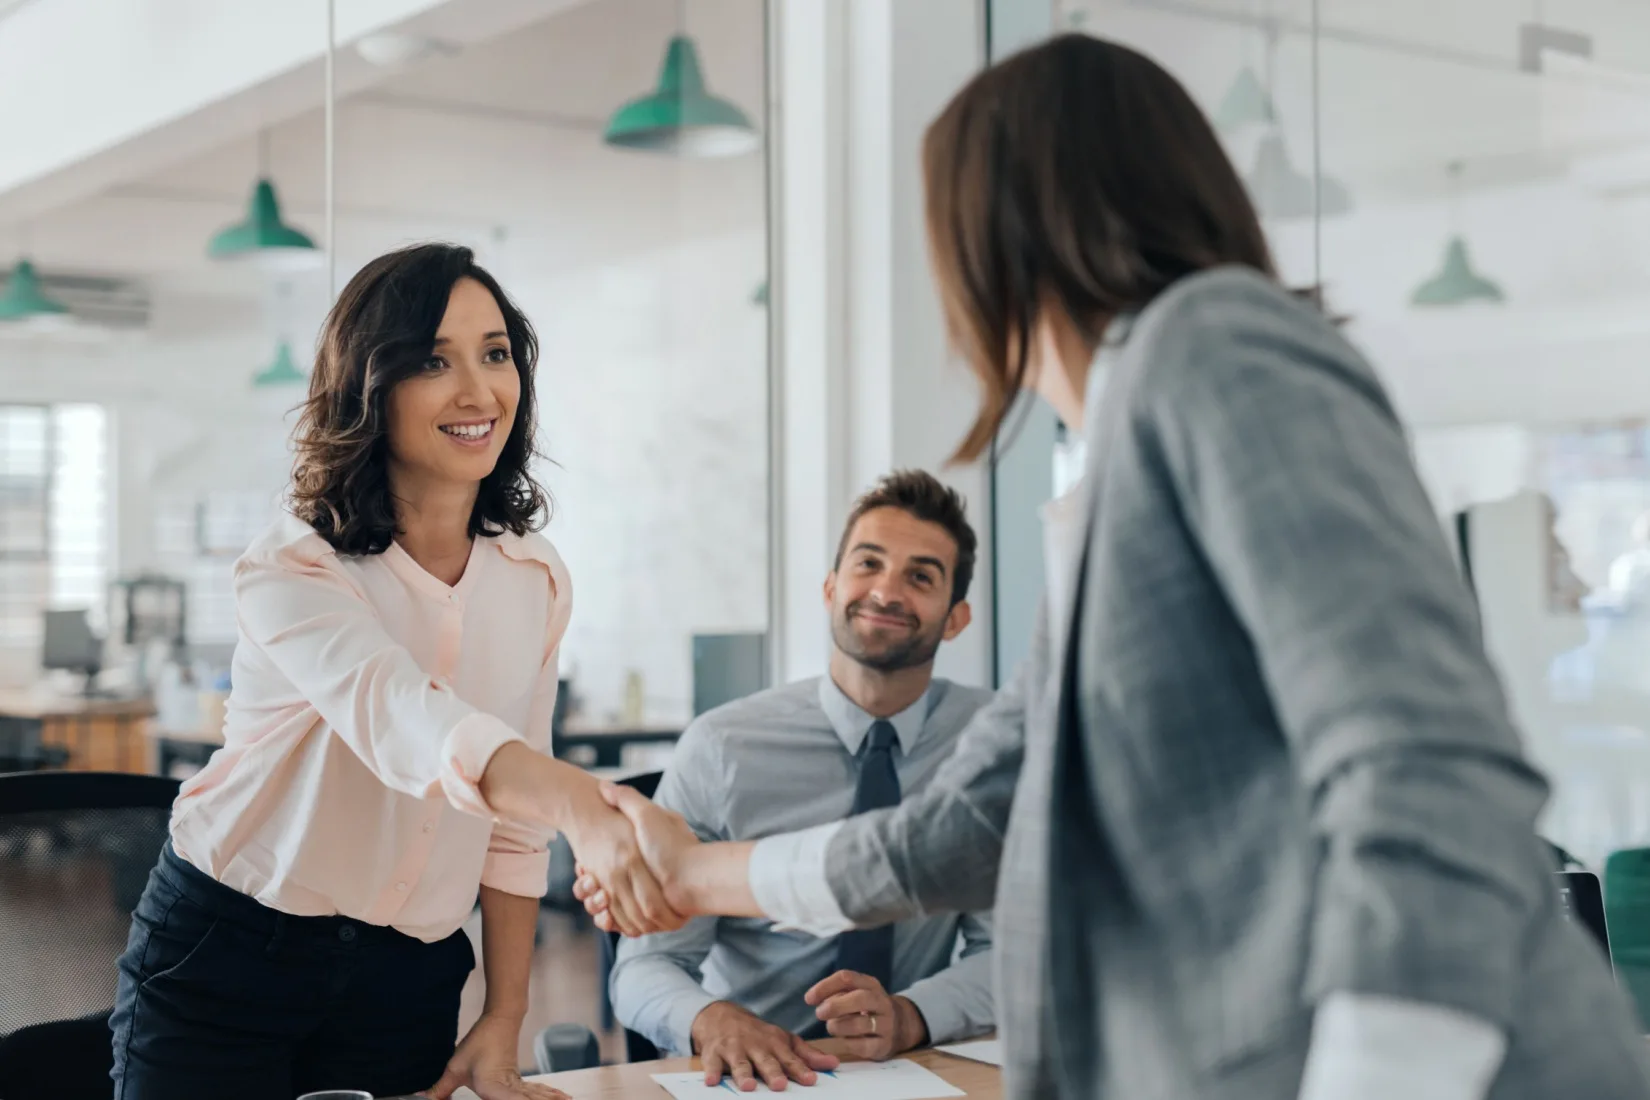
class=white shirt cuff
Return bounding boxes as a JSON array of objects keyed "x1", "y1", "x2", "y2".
[
  {"x1": 747, "y1": 821, "x2": 855, "y2": 938},
  {"x1": 1298, "y1": 993, "x2": 1506, "y2": 1100}
]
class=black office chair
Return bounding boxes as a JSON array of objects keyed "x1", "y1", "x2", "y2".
[
  {"x1": 534, "y1": 770, "x2": 663, "y2": 1073},
  {"x1": 0, "y1": 717, "x2": 69, "y2": 773},
  {"x1": 0, "y1": 772, "x2": 178, "y2": 1100}
]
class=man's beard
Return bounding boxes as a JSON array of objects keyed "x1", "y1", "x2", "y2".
[{"x1": 832, "y1": 599, "x2": 944, "y2": 672}]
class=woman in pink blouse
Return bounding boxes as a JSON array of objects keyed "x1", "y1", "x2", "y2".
[{"x1": 109, "y1": 243, "x2": 680, "y2": 1100}]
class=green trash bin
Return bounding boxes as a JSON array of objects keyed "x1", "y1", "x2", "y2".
[{"x1": 1604, "y1": 848, "x2": 1650, "y2": 1030}]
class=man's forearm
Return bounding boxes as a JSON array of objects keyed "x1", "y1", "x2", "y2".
[{"x1": 671, "y1": 840, "x2": 762, "y2": 917}]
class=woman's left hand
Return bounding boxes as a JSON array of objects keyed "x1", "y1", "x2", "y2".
[{"x1": 420, "y1": 1012, "x2": 568, "y2": 1100}]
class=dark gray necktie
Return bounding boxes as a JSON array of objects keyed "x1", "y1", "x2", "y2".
[{"x1": 828, "y1": 720, "x2": 901, "y2": 983}]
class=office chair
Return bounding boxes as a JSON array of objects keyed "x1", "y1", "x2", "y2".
[
  {"x1": 534, "y1": 770, "x2": 663, "y2": 1073},
  {"x1": 0, "y1": 772, "x2": 178, "y2": 1100}
]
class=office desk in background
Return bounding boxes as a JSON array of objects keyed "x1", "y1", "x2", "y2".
[
  {"x1": 555, "y1": 719, "x2": 682, "y2": 769},
  {"x1": 0, "y1": 688, "x2": 154, "y2": 773},
  {"x1": 510, "y1": 1044, "x2": 1002, "y2": 1100}
]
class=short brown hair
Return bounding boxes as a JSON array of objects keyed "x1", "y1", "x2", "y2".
[
  {"x1": 289, "y1": 243, "x2": 549, "y2": 555},
  {"x1": 923, "y1": 33, "x2": 1278, "y2": 462},
  {"x1": 834, "y1": 470, "x2": 977, "y2": 606}
]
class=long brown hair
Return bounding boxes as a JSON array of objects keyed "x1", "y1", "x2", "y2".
[
  {"x1": 924, "y1": 33, "x2": 1278, "y2": 462},
  {"x1": 289, "y1": 243, "x2": 549, "y2": 554}
]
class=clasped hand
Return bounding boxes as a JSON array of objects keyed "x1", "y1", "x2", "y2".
[{"x1": 570, "y1": 782, "x2": 701, "y2": 936}]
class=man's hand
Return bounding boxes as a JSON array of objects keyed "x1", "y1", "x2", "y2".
[
  {"x1": 420, "y1": 1012, "x2": 568, "y2": 1100},
  {"x1": 803, "y1": 971, "x2": 929, "y2": 1062},
  {"x1": 575, "y1": 783, "x2": 704, "y2": 929},
  {"x1": 690, "y1": 1001, "x2": 840, "y2": 1092}
]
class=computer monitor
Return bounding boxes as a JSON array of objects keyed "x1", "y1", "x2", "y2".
[
  {"x1": 42, "y1": 608, "x2": 104, "y2": 693},
  {"x1": 692, "y1": 632, "x2": 768, "y2": 716}
]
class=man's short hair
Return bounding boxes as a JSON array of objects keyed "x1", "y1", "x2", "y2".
[{"x1": 833, "y1": 470, "x2": 977, "y2": 606}]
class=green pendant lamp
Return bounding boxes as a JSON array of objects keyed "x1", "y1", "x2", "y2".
[
  {"x1": 209, "y1": 132, "x2": 322, "y2": 271},
  {"x1": 1411, "y1": 162, "x2": 1504, "y2": 307},
  {"x1": 252, "y1": 340, "x2": 308, "y2": 387},
  {"x1": 1215, "y1": 67, "x2": 1276, "y2": 132},
  {"x1": 605, "y1": 33, "x2": 758, "y2": 158},
  {"x1": 0, "y1": 258, "x2": 70, "y2": 322},
  {"x1": 209, "y1": 178, "x2": 322, "y2": 271},
  {"x1": 1246, "y1": 132, "x2": 1353, "y2": 220}
]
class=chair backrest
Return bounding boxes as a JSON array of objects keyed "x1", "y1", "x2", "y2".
[{"x1": 0, "y1": 772, "x2": 178, "y2": 1040}]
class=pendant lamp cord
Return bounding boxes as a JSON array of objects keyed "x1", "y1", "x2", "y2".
[
  {"x1": 324, "y1": 0, "x2": 337, "y2": 302},
  {"x1": 1449, "y1": 160, "x2": 1464, "y2": 232},
  {"x1": 1310, "y1": 0, "x2": 1322, "y2": 289}
]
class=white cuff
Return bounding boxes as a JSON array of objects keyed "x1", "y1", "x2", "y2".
[
  {"x1": 1298, "y1": 993, "x2": 1506, "y2": 1100},
  {"x1": 748, "y1": 821, "x2": 855, "y2": 938}
]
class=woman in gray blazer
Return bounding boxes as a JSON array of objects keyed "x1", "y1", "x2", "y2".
[{"x1": 578, "y1": 33, "x2": 1650, "y2": 1100}]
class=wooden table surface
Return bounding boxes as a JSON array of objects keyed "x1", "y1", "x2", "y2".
[
  {"x1": 520, "y1": 1043, "x2": 1001, "y2": 1099},
  {"x1": 0, "y1": 687, "x2": 154, "y2": 720}
]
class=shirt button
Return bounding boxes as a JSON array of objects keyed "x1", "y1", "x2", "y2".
[
  {"x1": 396, "y1": 881, "x2": 409, "y2": 892},
  {"x1": 422, "y1": 821, "x2": 434, "y2": 834},
  {"x1": 338, "y1": 924, "x2": 357, "y2": 942}
]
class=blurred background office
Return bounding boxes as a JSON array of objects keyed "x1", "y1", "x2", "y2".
[
  {"x1": 0, "y1": 0, "x2": 769, "y2": 780},
  {"x1": 9, "y1": 0, "x2": 1650, "y2": 1074}
]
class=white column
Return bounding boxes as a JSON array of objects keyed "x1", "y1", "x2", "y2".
[{"x1": 769, "y1": 0, "x2": 990, "y2": 687}]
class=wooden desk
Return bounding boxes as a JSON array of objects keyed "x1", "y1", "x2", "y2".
[
  {"x1": 521, "y1": 1044, "x2": 1001, "y2": 1100},
  {"x1": 0, "y1": 688, "x2": 154, "y2": 773}
]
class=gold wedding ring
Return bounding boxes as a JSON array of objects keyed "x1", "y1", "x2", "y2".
[{"x1": 870, "y1": 1014, "x2": 878, "y2": 1036}]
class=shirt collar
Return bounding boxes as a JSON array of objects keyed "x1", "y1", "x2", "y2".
[{"x1": 816, "y1": 674, "x2": 935, "y2": 757}]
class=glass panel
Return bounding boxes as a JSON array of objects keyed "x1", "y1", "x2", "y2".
[{"x1": 335, "y1": 1, "x2": 771, "y2": 724}]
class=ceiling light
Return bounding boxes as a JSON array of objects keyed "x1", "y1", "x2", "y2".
[
  {"x1": 253, "y1": 340, "x2": 308, "y2": 387},
  {"x1": 0, "y1": 258, "x2": 70, "y2": 322},
  {"x1": 208, "y1": 178, "x2": 323, "y2": 272},
  {"x1": 1411, "y1": 162, "x2": 1504, "y2": 307},
  {"x1": 1245, "y1": 133, "x2": 1353, "y2": 220},
  {"x1": 605, "y1": 35, "x2": 759, "y2": 158},
  {"x1": 355, "y1": 31, "x2": 459, "y2": 68},
  {"x1": 1214, "y1": 67, "x2": 1276, "y2": 132}
]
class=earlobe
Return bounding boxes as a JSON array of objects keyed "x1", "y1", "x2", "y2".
[
  {"x1": 943, "y1": 600, "x2": 973, "y2": 640},
  {"x1": 823, "y1": 573, "x2": 836, "y2": 611}
]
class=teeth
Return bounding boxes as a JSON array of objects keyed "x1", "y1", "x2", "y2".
[{"x1": 441, "y1": 421, "x2": 492, "y2": 439}]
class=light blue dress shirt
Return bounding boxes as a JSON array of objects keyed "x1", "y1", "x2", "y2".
[{"x1": 609, "y1": 674, "x2": 997, "y2": 1056}]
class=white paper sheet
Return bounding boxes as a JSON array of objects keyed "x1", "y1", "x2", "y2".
[
  {"x1": 650, "y1": 1058, "x2": 966, "y2": 1099},
  {"x1": 933, "y1": 1039, "x2": 1003, "y2": 1067}
]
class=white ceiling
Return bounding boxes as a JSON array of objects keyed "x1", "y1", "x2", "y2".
[{"x1": 3, "y1": 0, "x2": 765, "y2": 299}]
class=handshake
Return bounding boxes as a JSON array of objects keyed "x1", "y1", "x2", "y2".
[{"x1": 566, "y1": 782, "x2": 704, "y2": 937}]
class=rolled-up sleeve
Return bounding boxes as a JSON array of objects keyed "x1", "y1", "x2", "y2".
[{"x1": 235, "y1": 541, "x2": 525, "y2": 818}]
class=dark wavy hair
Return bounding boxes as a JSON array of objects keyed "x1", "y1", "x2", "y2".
[{"x1": 289, "y1": 243, "x2": 549, "y2": 555}]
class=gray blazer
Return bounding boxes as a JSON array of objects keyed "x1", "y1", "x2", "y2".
[{"x1": 823, "y1": 267, "x2": 1650, "y2": 1099}]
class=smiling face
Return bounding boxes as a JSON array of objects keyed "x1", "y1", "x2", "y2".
[
  {"x1": 825, "y1": 506, "x2": 972, "y2": 672},
  {"x1": 384, "y1": 276, "x2": 521, "y2": 493}
]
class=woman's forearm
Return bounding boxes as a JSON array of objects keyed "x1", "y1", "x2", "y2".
[
  {"x1": 478, "y1": 741, "x2": 606, "y2": 839},
  {"x1": 476, "y1": 885, "x2": 538, "y2": 1020}
]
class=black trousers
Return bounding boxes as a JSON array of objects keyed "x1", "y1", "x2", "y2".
[{"x1": 109, "y1": 843, "x2": 475, "y2": 1100}]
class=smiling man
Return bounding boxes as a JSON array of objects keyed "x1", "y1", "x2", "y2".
[{"x1": 609, "y1": 470, "x2": 996, "y2": 1092}]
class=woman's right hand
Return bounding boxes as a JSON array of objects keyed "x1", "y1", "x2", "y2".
[
  {"x1": 562, "y1": 793, "x2": 687, "y2": 938},
  {"x1": 575, "y1": 783, "x2": 705, "y2": 932}
]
